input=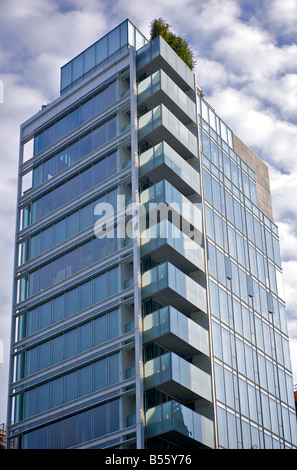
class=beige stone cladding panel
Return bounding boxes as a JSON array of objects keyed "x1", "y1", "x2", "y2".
[{"x1": 233, "y1": 134, "x2": 273, "y2": 221}]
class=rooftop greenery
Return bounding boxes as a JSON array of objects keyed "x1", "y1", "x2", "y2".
[{"x1": 149, "y1": 18, "x2": 196, "y2": 70}]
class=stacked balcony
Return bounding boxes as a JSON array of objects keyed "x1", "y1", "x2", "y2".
[
  {"x1": 140, "y1": 179, "x2": 202, "y2": 234},
  {"x1": 145, "y1": 400, "x2": 214, "y2": 449},
  {"x1": 138, "y1": 104, "x2": 197, "y2": 160},
  {"x1": 143, "y1": 306, "x2": 209, "y2": 358},
  {"x1": 144, "y1": 352, "x2": 211, "y2": 403},
  {"x1": 141, "y1": 262, "x2": 207, "y2": 315},
  {"x1": 141, "y1": 220, "x2": 204, "y2": 274},
  {"x1": 139, "y1": 141, "x2": 200, "y2": 197},
  {"x1": 136, "y1": 41, "x2": 214, "y2": 449},
  {"x1": 136, "y1": 35, "x2": 195, "y2": 95}
]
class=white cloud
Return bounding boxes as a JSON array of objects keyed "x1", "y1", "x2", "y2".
[{"x1": 266, "y1": 0, "x2": 297, "y2": 30}]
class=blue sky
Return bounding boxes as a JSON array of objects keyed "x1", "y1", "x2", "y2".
[{"x1": 0, "y1": 0, "x2": 297, "y2": 424}]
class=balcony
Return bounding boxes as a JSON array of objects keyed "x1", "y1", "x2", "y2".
[
  {"x1": 143, "y1": 306, "x2": 209, "y2": 358},
  {"x1": 145, "y1": 400, "x2": 214, "y2": 449},
  {"x1": 136, "y1": 35, "x2": 195, "y2": 94},
  {"x1": 141, "y1": 262, "x2": 207, "y2": 315},
  {"x1": 137, "y1": 70, "x2": 196, "y2": 127},
  {"x1": 141, "y1": 220, "x2": 204, "y2": 274},
  {"x1": 144, "y1": 351, "x2": 212, "y2": 403},
  {"x1": 139, "y1": 141, "x2": 200, "y2": 197},
  {"x1": 138, "y1": 105, "x2": 197, "y2": 160},
  {"x1": 140, "y1": 179, "x2": 202, "y2": 235}
]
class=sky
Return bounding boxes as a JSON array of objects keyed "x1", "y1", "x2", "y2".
[{"x1": 0, "y1": 0, "x2": 297, "y2": 424}]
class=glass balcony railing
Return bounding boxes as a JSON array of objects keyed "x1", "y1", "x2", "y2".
[
  {"x1": 139, "y1": 141, "x2": 200, "y2": 196},
  {"x1": 143, "y1": 306, "x2": 209, "y2": 357},
  {"x1": 141, "y1": 262, "x2": 207, "y2": 315},
  {"x1": 136, "y1": 35, "x2": 195, "y2": 93},
  {"x1": 144, "y1": 351, "x2": 212, "y2": 403},
  {"x1": 137, "y1": 70, "x2": 196, "y2": 124},
  {"x1": 145, "y1": 400, "x2": 214, "y2": 449},
  {"x1": 141, "y1": 220, "x2": 205, "y2": 274},
  {"x1": 140, "y1": 179, "x2": 202, "y2": 234},
  {"x1": 138, "y1": 105, "x2": 197, "y2": 159}
]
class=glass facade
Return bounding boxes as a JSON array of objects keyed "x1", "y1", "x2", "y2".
[
  {"x1": 197, "y1": 96, "x2": 297, "y2": 449},
  {"x1": 7, "y1": 19, "x2": 297, "y2": 450}
]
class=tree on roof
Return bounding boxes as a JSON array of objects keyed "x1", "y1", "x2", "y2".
[{"x1": 149, "y1": 18, "x2": 196, "y2": 70}]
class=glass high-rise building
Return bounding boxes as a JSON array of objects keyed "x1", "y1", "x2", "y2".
[{"x1": 6, "y1": 19, "x2": 297, "y2": 450}]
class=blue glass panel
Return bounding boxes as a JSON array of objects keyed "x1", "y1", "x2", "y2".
[
  {"x1": 108, "y1": 400, "x2": 119, "y2": 433},
  {"x1": 66, "y1": 248, "x2": 79, "y2": 277},
  {"x1": 80, "y1": 203, "x2": 93, "y2": 230},
  {"x1": 41, "y1": 225, "x2": 53, "y2": 253},
  {"x1": 35, "y1": 427, "x2": 48, "y2": 449},
  {"x1": 50, "y1": 376, "x2": 63, "y2": 408},
  {"x1": 43, "y1": 156, "x2": 55, "y2": 181},
  {"x1": 39, "y1": 302, "x2": 51, "y2": 330},
  {"x1": 42, "y1": 191, "x2": 54, "y2": 217},
  {"x1": 120, "y1": 21, "x2": 128, "y2": 47},
  {"x1": 67, "y1": 174, "x2": 79, "y2": 201},
  {"x1": 65, "y1": 371, "x2": 77, "y2": 402},
  {"x1": 78, "y1": 409, "x2": 92, "y2": 444},
  {"x1": 36, "y1": 382, "x2": 49, "y2": 413},
  {"x1": 32, "y1": 198, "x2": 42, "y2": 223},
  {"x1": 44, "y1": 125, "x2": 55, "y2": 148},
  {"x1": 79, "y1": 280, "x2": 92, "y2": 310},
  {"x1": 93, "y1": 273, "x2": 107, "y2": 304},
  {"x1": 94, "y1": 124, "x2": 106, "y2": 149},
  {"x1": 51, "y1": 335, "x2": 64, "y2": 364},
  {"x1": 93, "y1": 403, "x2": 106, "y2": 438},
  {"x1": 66, "y1": 288, "x2": 78, "y2": 317},
  {"x1": 65, "y1": 328, "x2": 77, "y2": 359},
  {"x1": 94, "y1": 158, "x2": 105, "y2": 185},
  {"x1": 63, "y1": 415, "x2": 77, "y2": 448},
  {"x1": 53, "y1": 255, "x2": 65, "y2": 284},
  {"x1": 84, "y1": 44, "x2": 95, "y2": 73},
  {"x1": 33, "y1": 164, "x2": 43, "y2": 188},
  {"x1": 54, "y1": 218, "x2": 66, "y2": 245},
  {"x1": 93, "y1": 358, "x2": 107, "y2": 390},
  {"x1": 55, "y1": 182, "x2": 66, "y2": 209},
  {"x1": 107, "y1": 116, "x2": 117, "y2": 140},
  {"x1": 108, "y1": 27, "x2": 120, "y2": 55},
  {"x1": 56, "y1": 148, "x2": 68, "y2": 173},
  {"x1": 80, "y1": 240, "x2": 92, "y2": 270},
  {"x1": 67, "y1": 210, "x2": 79, "y2": 237},
  {"x1": 61, "y1": 62, "x2": 72, "y2": 90},
  {"x1": 49, "y1": 421, "x2": 62, "y2": 449},
  {"x1": 68, "y1": 108, "x2": 80, "y2": 132},
  {"x1": 80, "y1": 98, "x2": 93, "y2": 124},
  {"x1": 56, "y1": 115, "x2": 68, "y2": 140},
  {"x1": 34, "y1": 132, "x2": 44, "y2": 155},
  {"x1": 94, "y1": 89, "x2": 106, "y2": 115},
  {"x1": 72, "y1": 53, "x2": 83, "y2": 82},
  {"x1": 108, "y1": 267, "x2": 119, "y2": 297},
  {"x1": 79, "y1": 321, "x2": 92, "y2": 352},
  {"x1": 107, "y1": 151, "x2": 117, "y2": 177},
  {"x1": 78, "y1": 364, "x2": 92, "y2": 396},
  {"x1": 80, "y1": 166, "x2": 92, "y2": 193},
  {"x1": 93, "y1": 314, "x2": 107, "y2": 345},
  {"x1": 106, "y1": 82, "x2": 117, "y2": 106},
  {"x1": 96, "y1": 35, "x2": 107, "y2": 65},
  {"x1": 108, "y1": 309, "x2": 119, "y2": 339},
  {"x1": 109, "y1": 353, "x2": 119, "y2": 385},
  {"x1": 24, "y1": 387, "x2": 36, "y2": 418},
  {"x1": 80, "y1": 132, "x2": 93, "y2": 158},
  {"x1": 40, "y1": 263, "x2": 52, "y2": 290},
  {"x1": 27, "y1": 307, "x2": 39, "y2": 336}
]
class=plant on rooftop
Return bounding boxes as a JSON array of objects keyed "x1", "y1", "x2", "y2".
[{"x1": 149, "y1": 18, "x2": 196, "y2": 70}]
